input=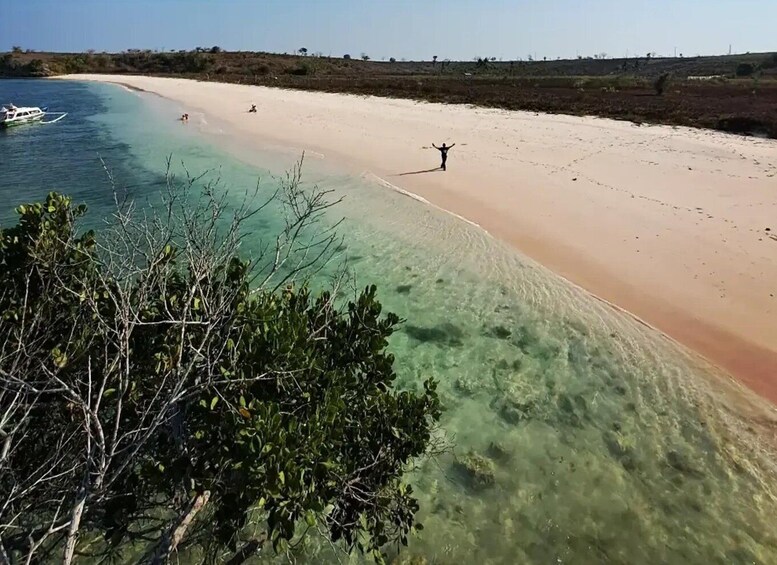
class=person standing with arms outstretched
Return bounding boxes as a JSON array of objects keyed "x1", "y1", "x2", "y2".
[{"x1": 432, "y1": 142, "x2": 455, "y2": 171}]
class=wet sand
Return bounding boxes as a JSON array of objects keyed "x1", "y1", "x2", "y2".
[{"x1": 60, "y1": 74, "x2": 777, "y2": 404}]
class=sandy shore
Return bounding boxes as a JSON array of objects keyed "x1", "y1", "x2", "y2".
[{"x1": 61, "y1": 75, "x2": 777, "y2": 404}]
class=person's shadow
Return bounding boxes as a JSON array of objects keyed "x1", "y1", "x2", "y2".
[{"x1": 393, "y1": 167, "x2": 441, "y2": 177}]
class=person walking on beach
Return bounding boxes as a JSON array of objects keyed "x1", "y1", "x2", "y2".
[{"x1": 432, "y1": 142, "x2": 455, "y2": 171}]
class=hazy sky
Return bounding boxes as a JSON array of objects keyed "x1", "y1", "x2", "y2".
[{"x1": 2, "y1": 0, "x2": 774, "y2": 60}]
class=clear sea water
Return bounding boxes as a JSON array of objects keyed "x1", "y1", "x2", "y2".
[{"x1": 2, "y1": 79, "x2": 777, "y2": 565}]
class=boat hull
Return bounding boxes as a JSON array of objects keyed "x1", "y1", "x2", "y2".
[{"x1": 0, "y1": 115, "x2": 44, "y2": 128}]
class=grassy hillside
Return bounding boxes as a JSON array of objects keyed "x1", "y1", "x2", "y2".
[{"x1": 2, "y1": 49, "x2": 777, "y2": 138}]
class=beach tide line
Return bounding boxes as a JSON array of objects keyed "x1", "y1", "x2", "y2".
[{"x1": 360, "y1": 171, "x2": 488, "y2": 234}]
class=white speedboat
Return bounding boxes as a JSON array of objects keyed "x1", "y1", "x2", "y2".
[{"x1": 0, "y1": 104, "x2": 46, "y2": 128}]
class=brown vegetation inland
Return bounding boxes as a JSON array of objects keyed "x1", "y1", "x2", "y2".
[{"x1": 3, "y1": 48, "x2": 777, "y2": 138}]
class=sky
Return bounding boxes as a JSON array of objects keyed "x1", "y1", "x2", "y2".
[{"x1": 1, "y1": 0, "x2": 775, "y2": 61}]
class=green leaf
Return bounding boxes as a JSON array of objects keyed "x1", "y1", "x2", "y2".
[
  {"x1": 51, "y1": 347, "x2": 68, "y2": 369},
  {"x1": 278, "y1": 471, "x2": 285, "y2": 486},
  {"x1": 210, "y1": 396, "x2": 219, "y2": 410},
  {"x1": 103, "y1": 388, "x2": 116, "y2": 398},
  {"x1": 305, "y1": 511, "x2": 316, "y2": 527},
  {"x1": 273, "y1": 537, "x2": 288, "y2": 553}
]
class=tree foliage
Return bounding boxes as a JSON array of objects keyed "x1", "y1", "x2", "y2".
[
  {"x1": 0, "y1": 169, "x2": 441, "y2": 563},
  {"x1": 735, "y1": 62, "x2": 755, "y2": 77}
]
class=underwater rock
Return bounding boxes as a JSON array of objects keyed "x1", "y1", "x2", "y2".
[
  {"x1": 511, "y1": 325, "x2": 562, "y2": 361},
  {"x1": 666, "y1": 449, "x2": 702, "y2": 477},
  {"x1": 484, "y1": 324, "x2": 512, "y2": 340},
  {"x1": 454, "y1": 376, "x2": 479, "y2": 396},
  {"x1": 493, "y1": 384, "x2": 546, "y2": 425},
  {"x1": 613, "y1": 383, "x2": 628, "y2": 396},
  {"x1": 621, "y1": 456, "x2": 637, "y2": 472},
  {"x1": 497, "y1": 402, "x2": 526, "y2": 425},
  {"x1": 396, "y1": 284, "x2": 412, "y2": 294},
  {"x1": 603, "y1": 431, "x2": 629, "y2": 459},
  {"x1": 493, "y1": 357, "x2": 524, "y2": 377},
  {"x1": 404, "y1": 322, "x2": 465, "y2": 347},
  {"x1": 566, "y1": 337, "x2": 589, "y2": 365},
  {"x1": 556, "y1": 393, "x2": 587, "y2": 428},
  {"x1": 511, "y1": 325, "x2": 536, "y2": 351},
  {"x1": 454, "y1": 451, "x2": 497, "y2": 490},
  {"x1": 487, "y1": 440, "x2": 513, "y2": 463},
  {"x1": 603, "y1": 431, "x2": 638, "y2": 472}
]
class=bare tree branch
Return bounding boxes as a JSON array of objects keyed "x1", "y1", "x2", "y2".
[{"x1": 150, "y1": 491, "x2": 210, "y2": 564}]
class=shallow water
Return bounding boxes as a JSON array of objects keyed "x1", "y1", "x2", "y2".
[{"x1": 1, "y1": 79, "x2": 776, "y2": 564}]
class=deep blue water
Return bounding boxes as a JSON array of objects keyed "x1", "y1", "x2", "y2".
[{"x1": 0, "y1": 80, "x2": 166, "y2": 225}]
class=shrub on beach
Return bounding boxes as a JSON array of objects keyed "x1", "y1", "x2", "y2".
[
  {"x1": 287, "y1": 62, "x2": 312, "y2": 75},
  {"x1": 761, "y1": 53, "x2": 777, "y2": 69},
  {"x1": 254, "y1": 63, "x2": 271, "y2": 75},
  {"x1": 735, "y1": 62, "x2": 755, "y2": 77},
  {"x1": 653, "y1": 73, "x2": 670, "y2": 95}
]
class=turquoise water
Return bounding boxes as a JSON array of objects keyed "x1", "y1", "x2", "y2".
[{"x1": 2, "y1": 79, "x2": 777, "y2": 564}]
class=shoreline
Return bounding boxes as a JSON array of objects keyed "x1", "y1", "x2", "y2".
[
  {"x1": 57, "y1": 74, "x2": 777, "y2": 406},
  {"x1": 371, "y1": 163, "x2": 777, "y2": 405}
]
